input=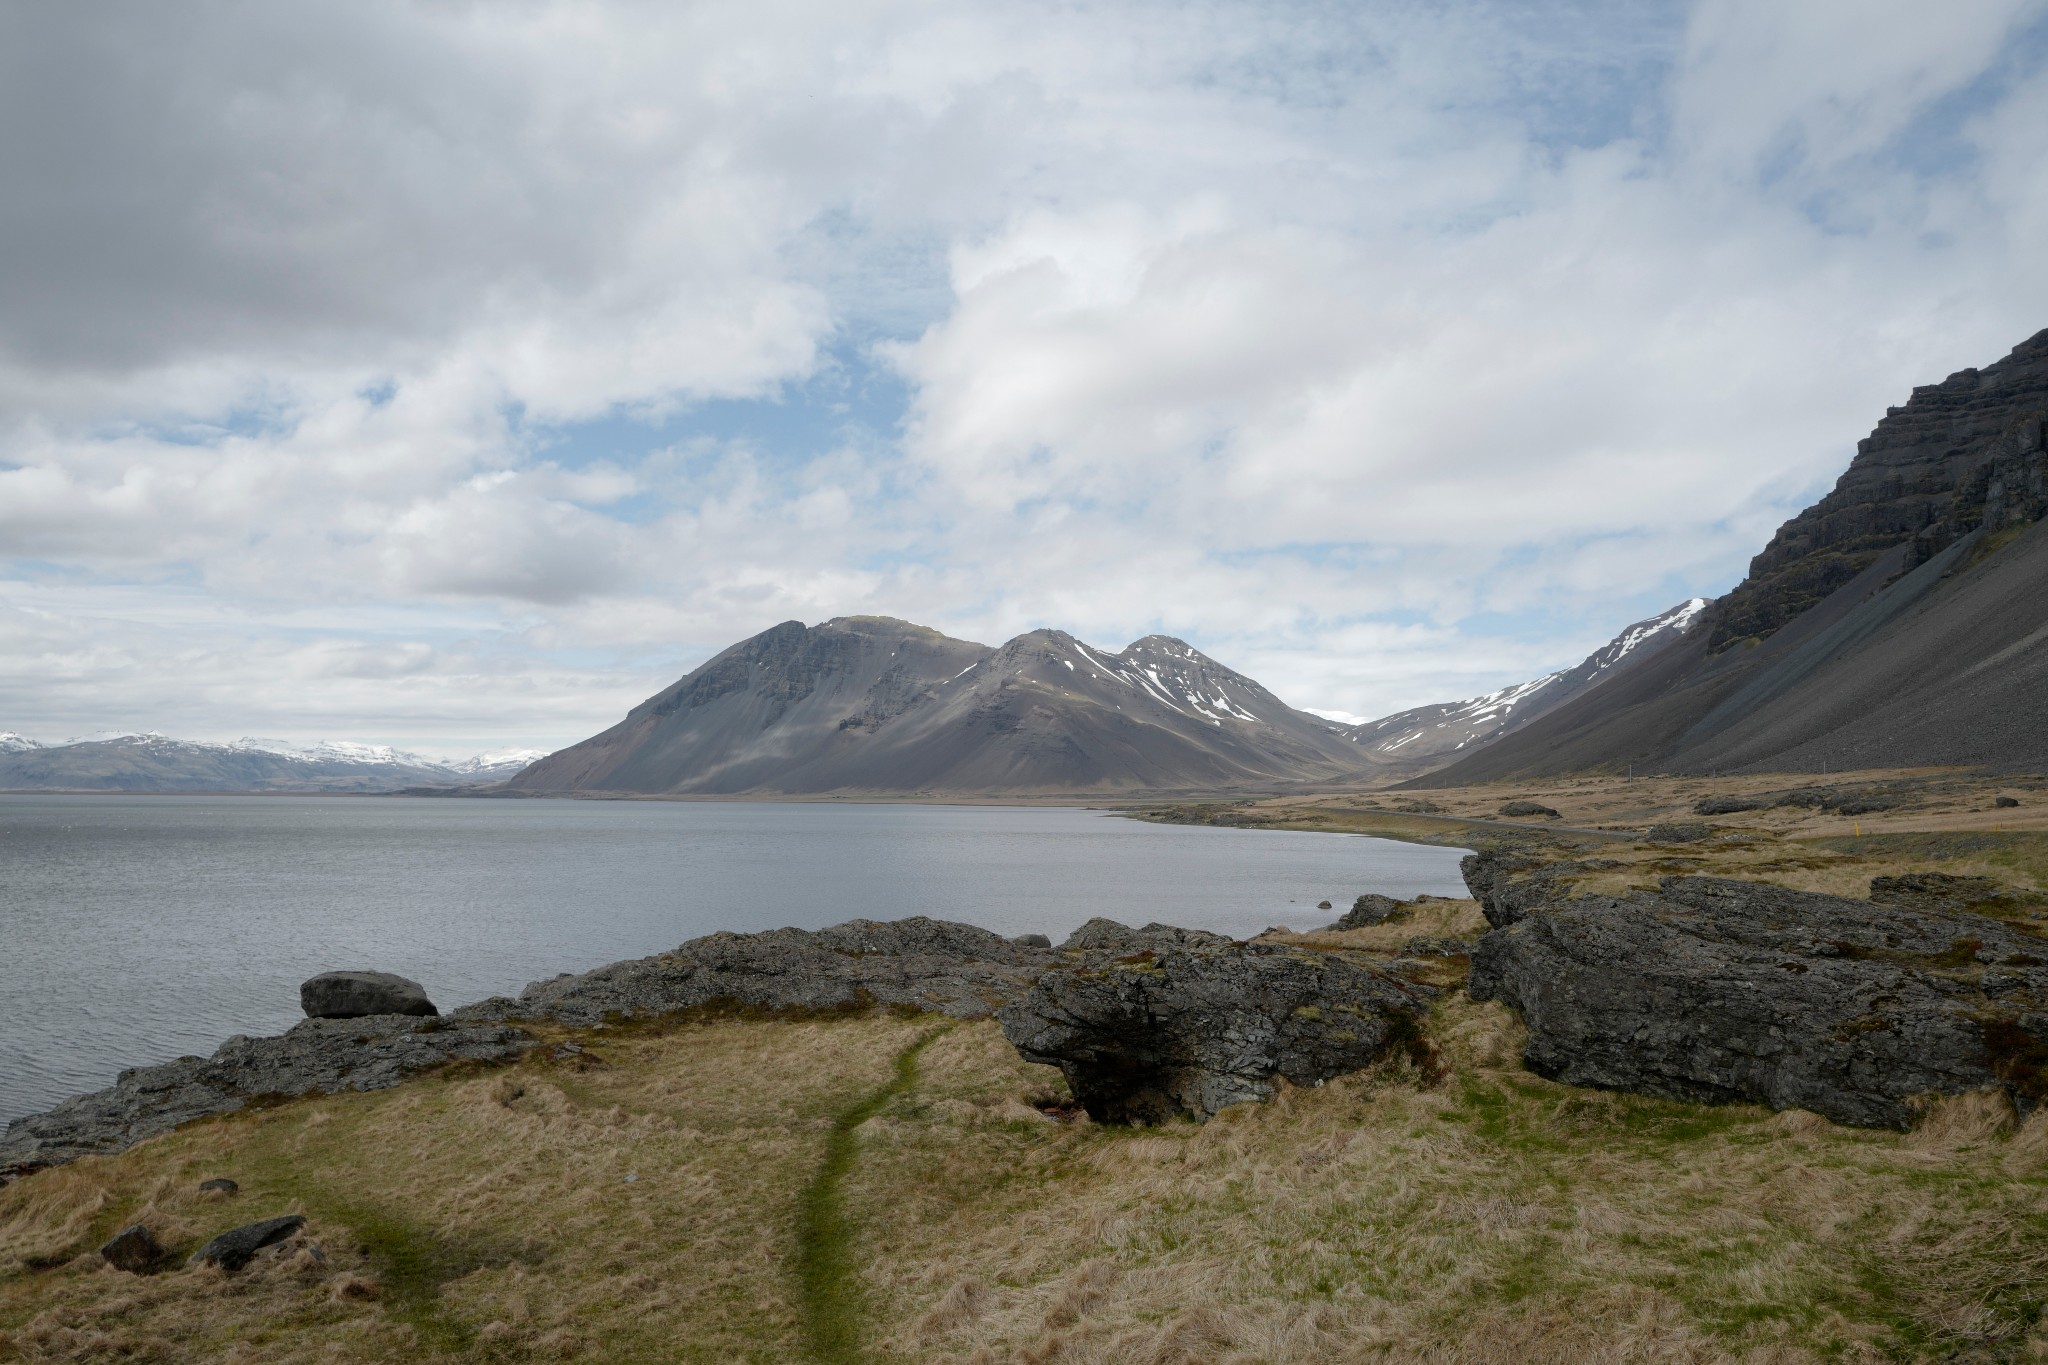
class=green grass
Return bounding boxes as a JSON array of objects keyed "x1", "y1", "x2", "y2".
[{"x1": 793, "y1": 1025, "x2": 950, "y2": 1364}]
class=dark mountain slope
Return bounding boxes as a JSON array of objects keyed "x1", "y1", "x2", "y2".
[
  {"x1": 1414, "y1": 328, "x2": 2048, "y2": 784},
  {"x1": 507, "y1": 618, "x2": 1380, "y2": 794}
]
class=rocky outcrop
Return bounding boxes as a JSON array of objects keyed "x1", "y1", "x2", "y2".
[
  {"x1": 1056, "y1": 919, "x2": 1234, "y2": 953},
  {"x1": 1461, "y1": 848, "x2": 1622, "y2": 928},
  {"x1": 300, "y1": 970, "x2": 437, "y2": 1019},
  {"x1": 4, "y1": 916, "x2": 1061, "y2": 1180},
  {"x1": 1499, "y1": 801, "x2": 1560, "y2": 819},
  {"x1": 1466, "y1": 869, "x2": 2048, "y2": 1128},
  {"x1": 462, "y1": 917, "x2": 1056, "y2": 1026},
  {"x1": 1868, "y1": 872, "x2": 2006, "y2": 912},
  {"x1": 998, "y1": 940, "x2": 1437, "y2": 1124},
  {"x1": 0, "y1": 1016, "x2": 536, "y2": 1177},
  {"x1": 1712, "y1": 330, "x2": 2048, "y2": 650}
]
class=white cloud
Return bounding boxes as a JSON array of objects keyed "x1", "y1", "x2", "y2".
[{"x1": 1, "y1": 0, "x2": 2045, "y2": 747}]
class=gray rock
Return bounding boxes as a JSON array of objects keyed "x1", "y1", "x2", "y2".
[
  {"x1": 463, "y1": 916, "x2": 1056, "y2": 1027},
  {"x1": 1695, "y1": 797, "x2": 1764, "y2": 815},
  {"x1": 1010, "y1": 933, "x2": 1053, "y2": 949},
  {"x1": 1461, "y1": 847, "x2": 1623, "y2": 928},
  {"x1": 188, "y1": 1214, "x2": 306, "y2": 1272},
  {"x1": 301, "y1": 970, "x2": 437, "y2": 1019},
  {"x1": 2, "y1": 915, "x2": 1058, "y2": 1179},
  {"x1": 1998, "y1": 795, "x2": 2022, "y2": 808},
  {"x1": 100, "y1": 1223, "x2": 161, "y2": 1272},
  {"x1": 1499, "y1": 800, "x2": 1561, "y2": 819},
  {"x1": 1645, "y1": 822, "x2": 1713, "y2": 843},
  {"x1": 0, "y1": 1015, "x2": 535, "y2": 1177},
  {"x1": 198, "y1": 1177, "x2": 238, "y2": 1196},
  {"x1": 1399, "y1": 936, "x2": 1474, "y2": 958},
  {"x1": 1869, "y1": 872, "x2": 2007, "y2": 911},
  {"x1": 1055, "y1": 918, "x2": 1234, "y2": 953},
  {"x1": 1337, "y1": 894, "x2": 1407, "y2": 928},
  {"x1": 1467, "y1": 873, "x2": 2048, "y2": 1129},
  {"x1": 998, "y1": 940, "x2": 1437, "y2": 1124}
]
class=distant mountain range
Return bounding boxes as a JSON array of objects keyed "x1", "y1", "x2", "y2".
[
  {"x1": 1413, "y1": 326, "x2": 2048, "y2": 784},
  {"x1": 501, "y1": 602, "x2": 1710, "y2": 796},
  {"x1": 1336, "y1": 599, "x2": 1706, "y2": 765},
  {"x1": 505, "y1": 620, "x2": 1388, "y2": 795},
  {"x1": 0, "y1": 733, "x2": 545, "y2": 793}
]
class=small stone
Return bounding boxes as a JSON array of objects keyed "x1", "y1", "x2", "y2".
[
  {"x1": 198, "y1": 1177, "x2": 238, "y2": 1196},
  {"x1": 300, "y1": 971, "x2": 438, "y2": 1019},
  {"x1": 100, "y1": 1224, "x2": 161, "y2": 1273},
  {"x1": 1997, "y1": 795, "x2": 2021, "y2": 808},
  {"x1": 188, "y1": 1214, "x2": 308, "y2": 1272},
  {"x1": 1316, "y1": 900, "x2": 1332, "y2": 910}
]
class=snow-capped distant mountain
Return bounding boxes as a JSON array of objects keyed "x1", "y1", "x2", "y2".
[
  {"x1": 0, "y1": 732, "x2": 551, "y2": 793},
  {"x1": 1340, "y1": 599, "x2": 1709, "y2": 764}
]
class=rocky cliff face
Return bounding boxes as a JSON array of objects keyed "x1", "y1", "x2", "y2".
[
  {"x1": 1413, "y1": 326, "x2": 2048, "y2": 782},
  {"x1": 1711, "y1": 329, "x2": 2048, "y2": 651},
  {"x1": 507, "y1": 616, "x2": 1384, "y2": 795}
]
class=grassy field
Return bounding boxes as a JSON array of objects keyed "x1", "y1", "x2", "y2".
[{"x1": 7, "y1": 771, "x2": 2048, "y2": 1362}]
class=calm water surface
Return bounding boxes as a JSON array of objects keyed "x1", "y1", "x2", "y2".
[{"x1": 0, "y1": 795, "x2": 1470, "y2": 1120}]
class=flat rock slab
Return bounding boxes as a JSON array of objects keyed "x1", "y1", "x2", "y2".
[
  {"x1": 301, "y1": 970, "x2": 437, "y2": 1019},
  {"x1": 1468, "y1": 873, "x2": 2048, "y2": 1129},
  {"x1": 0, "y1": 1016, "x2": 535, "y2": 1177},
  {"x1": 461, "y1": 916, "x2": 1057, "y2": 1026},
  {"x1": 189, "y1": 1214, "x2": 305, "y2": 1272},
  {"x1": 999, "y1": 938, "x2": 1437, "y2": 1124}
]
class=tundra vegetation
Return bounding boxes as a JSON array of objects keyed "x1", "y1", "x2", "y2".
[{"x1": 5, "y1": 770, "x2": 2048, "y2": 1363}]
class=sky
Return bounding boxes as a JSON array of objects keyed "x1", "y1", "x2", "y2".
[{"x1": 2, "y1": 0, "x2": 2046, "y2": 756}]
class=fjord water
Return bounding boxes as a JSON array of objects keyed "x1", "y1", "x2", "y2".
[{"x1": 0, "y1": 795, "x2": 1470, "y2": 1121}]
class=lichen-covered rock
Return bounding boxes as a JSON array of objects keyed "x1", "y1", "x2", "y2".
[
  {"x1": 1695, "y1": 797, "x2": 1764, "y2": 815},
  {"x1": 1468, "y1": 874, "x2": 2048, "y2": 1129},
  {"x1": 1461, "y1": 848, "x2": 1622, "y2": 928},
  {"x1": 1869, "y1": 872, "x2": 2006, "y2": 911},
  {"x1": 301, "y1": 971, "x2": 437, "y2": 1019},
  {"x1": 1399, "y1": 936, "x2": 1475, "y2": 959},
  {"x1": 1337, "y1": 894, "x2": 1406, "y2": 928},
  {"x1": 1055, "y1": 919, "x2": 1234, "y2": 953},
  {"x1": 462, "y1": 916, "x2": 1055, "y2": 1026},
  {"x1": 188, "y1": 1214, "x2": 305, "y2": 1271},
  {"x1": 1645, "y1": 822, "x2": 1713, "y2": 843},
  {"x1": 0, "y1": 1016, "x2": 536, "y2": 1177},
  {"x1": 998, "y1": 941, "x2": 1437, "y2": 1125}
]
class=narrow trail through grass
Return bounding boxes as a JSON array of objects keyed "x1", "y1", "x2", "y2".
[{"x1": 795, "y1": 1025, "x2": 950, "y2": 1364}]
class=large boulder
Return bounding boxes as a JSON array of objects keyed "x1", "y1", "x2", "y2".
[
  {"x1": 998, "y1": 941, "x2": 1437, "y2": 1125},
  {"x1": 1468, "y1": 874, "x2": 2048, "y2": 1129},
  {"x1": 301, "y1": 971, "x2": 437, "y2": 1019},
  {"x1": 1336, "y1": 894, "x2": 1407, "y2": 928}
]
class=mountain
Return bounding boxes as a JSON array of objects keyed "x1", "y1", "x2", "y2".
[
  {"x1": 1413, "y1": 327, "x2": 2048, "y2": 784},
  {"x1": 1338, "y1": 598, "x2": 1707, "y2": 765},
  {"x1": 0, "y1": 733, "x2": 547, "y2": 792},
  {"x1": 504, "y1": 616, "x2": 1383, "y2": 795}
]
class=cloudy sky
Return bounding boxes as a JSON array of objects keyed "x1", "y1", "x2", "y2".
[{"x1": 2, "y1": 0, "x2": 2045, "y2": 755}]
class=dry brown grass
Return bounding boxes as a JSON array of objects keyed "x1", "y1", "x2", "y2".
[
  {"x1": 8, "y1": 1000, "x2": 2048, "y2": 1362},
  {"x1": 11, "y1": 782, "x2": 2048, "y2": 1362}
]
